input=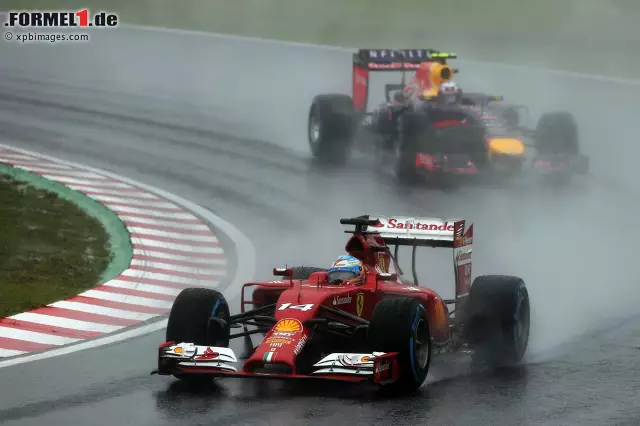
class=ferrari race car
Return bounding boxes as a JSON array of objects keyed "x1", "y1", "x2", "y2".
[
  {"x1": 153, "y1": 215, "x2": 531, "y2": 391},
  {"x1": 307, "y1": 48, "x2": 589, "y2": 184}
]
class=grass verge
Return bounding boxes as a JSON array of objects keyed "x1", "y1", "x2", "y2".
[
  {"x1": 5, "y1": 0, "x2": 640, "y2": 78},
  {"x1": 0, "y1": 173, "x2": 111, "y2": 318}
]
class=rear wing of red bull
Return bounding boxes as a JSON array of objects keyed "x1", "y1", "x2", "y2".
[
  {"x1": 352, "y1": 49, "x2": 458, "y2": 113},
  {"x1": 340, "y1": 215, "x2": 473, "y2": 301}
]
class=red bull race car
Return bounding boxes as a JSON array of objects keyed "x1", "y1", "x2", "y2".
[
  {"x1": 307, "y1": 48, "x2": 589, "y2": 184},
  {"x1": 153, "y1": 215, "x2": 531, "y2": 392}
]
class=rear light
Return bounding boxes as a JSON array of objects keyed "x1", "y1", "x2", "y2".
[{"x1": 415, "y1": 153, "x2": 435, "y2": 171}]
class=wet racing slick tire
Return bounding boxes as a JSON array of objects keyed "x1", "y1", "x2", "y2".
[
  {"x1": 166, "y1": 288, "x2": 231, "y2": 383},
  {"x1": 501, "y1": 106, "x2": 520, "y2": 128},
  {"x1": 463, "y1": 275, "x2": 530, "y2": 367},
  {"x1": 395, "y1": 112, "x2": 428, "y2": 184},
  {"x1": 534, "y1": 111, "x2": 579, "y2": 155},
  {"x1": 308, "y1": 94, "x2": 356, "y2": 164},
  {"x1": 368, "y1": 296, "x2": 432, "y2": 392}
]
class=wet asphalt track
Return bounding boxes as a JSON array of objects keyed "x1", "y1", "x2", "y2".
[{"x1": 0, "y1": 26, "x2": 639, "y2": 425}]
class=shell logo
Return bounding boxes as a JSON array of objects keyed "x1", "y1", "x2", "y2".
[{"x1": 274, "y1": 318, "x2": 302, "y2": 333}]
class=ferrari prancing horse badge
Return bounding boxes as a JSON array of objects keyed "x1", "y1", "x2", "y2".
[{"x1": 356, "y1": 293, "x2": 364, "y2": 317}]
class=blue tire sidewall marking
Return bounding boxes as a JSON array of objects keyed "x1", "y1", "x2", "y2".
[
  {"x1": 513, "y1": 282, "x2": 527, "y2": 346},
  {"x1": 211, "y1": 298, "x2": 223, "y2": 318},
  {"x1": 410, "y1": 304, "x2": 426, "y2": 384}
]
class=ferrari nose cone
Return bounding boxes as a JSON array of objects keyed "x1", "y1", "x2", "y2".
[{"x1": 488, "y1": 138, "x2": 525, "y2": 156}]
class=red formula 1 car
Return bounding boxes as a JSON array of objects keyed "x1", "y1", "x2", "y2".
[{"x1": 153, "y1": 215, "x2": 531, "y2": 391}]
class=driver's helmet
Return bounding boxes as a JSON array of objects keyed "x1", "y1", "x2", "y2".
[
  {"x1": 327, "y1": 255, "x2": 365, "y2": 284},
  {"x1": 438, "y1": 81, "x2": 462, "y2": 105}
]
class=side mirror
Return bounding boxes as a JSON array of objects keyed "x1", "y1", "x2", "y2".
[
  {"x1": 376, "y1": 272, "x2": 398, "y2": 282},
  {"x1": 273, "y1": 267, "x2": 293, "y2": 277}
]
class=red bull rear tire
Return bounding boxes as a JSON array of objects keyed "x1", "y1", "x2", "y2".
[{"x1": 308, "y1": 94, "x2": 356, "y2": 164}]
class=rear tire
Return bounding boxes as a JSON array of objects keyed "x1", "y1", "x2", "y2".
[
  {"x1": 166, "y1": 288, "x2": 231, "y2": 383},
  {"x1": 463, "y1": 275, "x2": 530, "y2": 366},
  {"x1": 308, "y1": 94, "x2": 356, "y2": 164},
  {"x1": 368, "y1": 297, "x2": 431, "y2": 392}
]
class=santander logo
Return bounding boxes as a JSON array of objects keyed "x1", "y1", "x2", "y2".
[
  {"x1": 379, "y1": 218, "x2": 454, "y2": 231},
  {"x1": 333, "y1": 295, "x2": 353, "y2": 306}
]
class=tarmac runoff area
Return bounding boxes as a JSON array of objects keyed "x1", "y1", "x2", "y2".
[{"x1": 0, "y1": 145, "x2": 230, "y2": 359}]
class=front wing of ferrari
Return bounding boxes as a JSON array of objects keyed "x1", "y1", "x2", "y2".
[{"x1": 154, "y1": 342, "x2": 400, "y2": 384}]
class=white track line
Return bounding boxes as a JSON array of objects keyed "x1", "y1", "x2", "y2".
[
  {"x1": 66, "y1": 186, "x2": 161, "y2": 198},
  {"x1": 0, "y1": 326, "x2": 81, "y2": 345},
  {"x1": 17, "y1": 167, "x2": 106, "y2": 179},
  {"x1": 90, "y1": 194, "x2": 177, "y2": 208},
  {"x1": 121, "y1": 216, "x2": 209, "y2": 230},
  {"x1": 130, "y1": 259, "x2": 223, "y2": 274},
  {"x1": 9, "y1": 313, "x2": 122, "y2": 334},
  {"x1": 0, "y1": 153, "x2": 39, "y2": 161},
  {"x1": 45, "y1": 176, "x2": 132, "y2": 188},
  {"x1": 104, "y1": 204, "x2": 196, "y2": 219},
  {"x1": 103, "y1": 280, "x2": 184, "y2": 297},
  {"x1": 79, "y1": 289, "x2": 174, "y2": 310},
  {"x1": 132, "y1": 249, "x2": 227, "y2": 264},
  {"x1": 132, "y1": 238, "x2": 223, "y2": 253},
  {"x1": 49, "y1": 301, "x2": 156, "y2": 322},
  {"x1": 40, "y1": 174, "x2": 110, "y2": 182},
  {"x1": 0, "y1": 161, "x2": 73, "y2": 170},
  {"x1": 121, "y1": 269, "x2": 216, "y2": 285},
  {"x1": 127, "y1": 227, "x2": 218, "y2": 242},
  {"x1": 0, "y1": 349, "x2": 27, "y2": 357},
  {"x1": 10, "y1": 164, "x2": 76, "y2": 172}
]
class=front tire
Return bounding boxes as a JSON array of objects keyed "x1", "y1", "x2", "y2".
[
  {"x1": 166, "y1": 288, "x2": 231, "y2": 383},
  {"x1": 501, "y1": 106, "x2": 520, "y2": 128},
  {"x1": 368, "y1": 297, "x2": 431, "y2": 392},
  {"x1": 534, "y1": 111, "x2": 579, "y2": 155}
]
